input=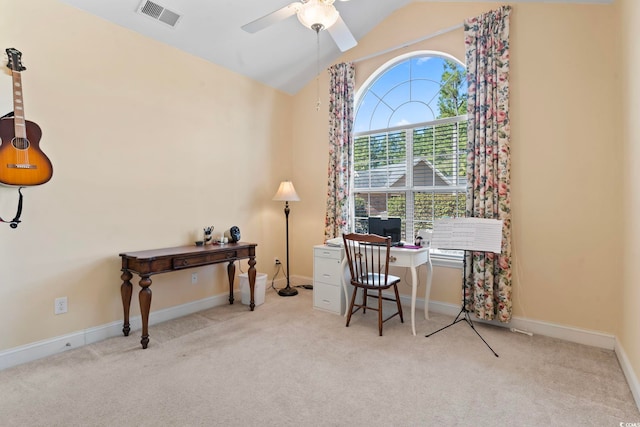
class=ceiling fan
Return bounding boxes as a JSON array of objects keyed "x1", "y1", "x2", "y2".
[{"x1": 241, "y1": 0, "x2": 357, "y2": 52}]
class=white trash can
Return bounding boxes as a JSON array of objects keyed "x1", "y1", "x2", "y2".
[{"x1": 240, "y1": 272, "x2": 267, "y2": 306}]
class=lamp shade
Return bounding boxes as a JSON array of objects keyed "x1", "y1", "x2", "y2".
[
  {"x1": 296, "y1": 0, "x2": 339, "y2": 30},
  {"x1": 273, "y1": 181, "x2": 300, "y2": 202}
]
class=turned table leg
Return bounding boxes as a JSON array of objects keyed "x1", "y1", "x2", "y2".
[
  {"x1": 120, "y1": 270, "x2": 133, "y2": 336},
  {"x1": 248, "y1": 256, "x2": 256, "y2": 311},
  {"x1": 227, "y1": 261, "x2": 236, "y2": 305},
  {"x1": 138, "y1": 276, "x2": 152, "y2": 349}
]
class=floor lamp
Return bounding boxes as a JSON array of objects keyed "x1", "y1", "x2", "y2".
[{"x1": 273, "y1": 181, "x2": 300, "y2": 297}]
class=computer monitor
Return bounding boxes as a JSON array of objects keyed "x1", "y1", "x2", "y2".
[{"x1": 368, "y1": 217, "x2": 402, "y2": 245}]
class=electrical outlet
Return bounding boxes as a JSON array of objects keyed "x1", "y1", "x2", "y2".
[
  {"x1": 54, "y1": 297, "x2": 67, "y2": 315},
  {"x1": 274, "y1": 258, "x2": 281, "y2": 265},
  {"x1": 191, "y1": 272, "x2": 198, "y2": 284}
]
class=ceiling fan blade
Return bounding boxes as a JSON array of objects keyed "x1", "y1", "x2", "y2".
[
  {"x1": 327, "y1": 15, "x2": 357, "y2": 52},
  {"x1": 241, "y1": 2, "x2": 300, "y2": 33}
]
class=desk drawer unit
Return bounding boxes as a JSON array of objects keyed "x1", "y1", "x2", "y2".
[{"x1": 313, "y1": 245, "x2": 345, "y2": 315}]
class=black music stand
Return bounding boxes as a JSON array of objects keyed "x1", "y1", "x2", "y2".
[{"x1": 425, "y1": 218, "x2": 503, "y2": 357}]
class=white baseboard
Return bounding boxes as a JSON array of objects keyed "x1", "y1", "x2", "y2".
[
  {"x1": 307, "y1": 275, "x2": 618, "y2": 350},
  {"x1": 0, "y1": 293, "x2": 230, "y2": 371},
  {"x1": 421, "y1": 299, "x2": 617, "y2": 349},
  {"x1": 615, "y1": 337, "x2": 640, "y2": 410}
]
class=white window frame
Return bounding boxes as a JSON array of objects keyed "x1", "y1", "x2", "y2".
[{"x1": 352, "y1": 51, "x2": 467, "y2": 266}]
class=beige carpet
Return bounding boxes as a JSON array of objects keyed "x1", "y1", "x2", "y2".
[{"x1": 0, "y1": 287, "x2": 638, "y2": 426}]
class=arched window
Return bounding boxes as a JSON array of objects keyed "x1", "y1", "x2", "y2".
[{"x1": 353, "y1": 52, "x2": 467, "y2": 251}]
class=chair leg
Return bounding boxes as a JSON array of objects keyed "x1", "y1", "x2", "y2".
[
  {"x1": 394, "y1": 284, "x2": 404, "y2": 323},
  {"x1": 362, "y1": 289, "x2": 368, "y2": 314},
  {"x1": 345, "y1": 286, "x2": 358, "y2": 327},
  {"x1": 378, "y1": 289, "x2": 383, "y2": 336}
]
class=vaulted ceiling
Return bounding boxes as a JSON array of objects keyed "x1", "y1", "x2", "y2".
[{"x1": 57, "y1": 0, "x2": 610, "y2": 95}]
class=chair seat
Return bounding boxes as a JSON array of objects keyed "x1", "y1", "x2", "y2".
[{"x1": 357, "y1": 273, "x2": 400, "y2": 288}]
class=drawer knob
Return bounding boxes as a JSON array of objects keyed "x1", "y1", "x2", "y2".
[{"x1": 389, "y1": 256, "x2": 397, "y2": 263}]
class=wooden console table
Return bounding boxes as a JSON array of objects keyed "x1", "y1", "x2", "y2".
[{"x1": 119, "y1": 242, "x2": 257, "y2": 349}]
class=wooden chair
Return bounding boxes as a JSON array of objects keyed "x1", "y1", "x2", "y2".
[{"x1": 342, "y1": 233, "x2": 404, "y2": 336}]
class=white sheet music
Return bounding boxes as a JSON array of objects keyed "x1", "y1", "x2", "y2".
[{"x1": 432, "y1": 218, "x2": 503, "y2": 253}]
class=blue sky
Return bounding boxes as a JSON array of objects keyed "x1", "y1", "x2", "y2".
[{"x1": 354, "y1": 56, "x2": 466, "y2": 133}]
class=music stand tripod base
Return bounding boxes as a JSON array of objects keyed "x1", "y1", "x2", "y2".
[{"x1": 425, "y1": 306, "x2": 499, "y2": 357}]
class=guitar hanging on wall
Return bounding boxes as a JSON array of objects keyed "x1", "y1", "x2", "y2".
[{"x1": 0, "y1": 48, "x2": 52, "y2": 186}]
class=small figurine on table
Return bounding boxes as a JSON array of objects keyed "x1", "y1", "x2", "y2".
[{"x1": 203, "y1": 226, "x2": 214, "y2": 245}]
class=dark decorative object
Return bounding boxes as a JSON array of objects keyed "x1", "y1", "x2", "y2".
[{"x1": 225, "y1": 226, "x2": 241, "y2": 243}]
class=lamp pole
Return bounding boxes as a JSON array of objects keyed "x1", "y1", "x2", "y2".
[
  {"x1": 273, "y1": 180, "x2": 300, "y2": 297},
  {"x1": 279, "y1": 201, "x2": 298, "y2": 296}
]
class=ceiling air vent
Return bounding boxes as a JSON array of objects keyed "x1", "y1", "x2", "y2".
[{"x1": 137, "y1": 1, "x2": 181, "y2": 27}]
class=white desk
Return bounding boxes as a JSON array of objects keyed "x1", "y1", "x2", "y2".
[{"x1": 316, "y1": 244, "x2": 432, "y2": 336}]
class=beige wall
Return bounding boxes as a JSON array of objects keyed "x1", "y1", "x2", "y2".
[
  {"x1": 0, "y1": 0, "x2": 293, "y2": 350},
  {"x1": 620, "y1": 0, "x2": 640, "y2": 401},
  {"x1": 292, "y1": 1, "x2": 623, "y2": 335}
]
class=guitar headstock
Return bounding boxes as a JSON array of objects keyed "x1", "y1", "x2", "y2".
[{"x1": 6, "y1": 48, "x2": 26, "y2": 72}]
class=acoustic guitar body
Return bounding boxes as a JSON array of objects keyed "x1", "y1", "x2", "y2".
[{"x1": 0, "y1": 117, "x2": 53, "y2": 186}]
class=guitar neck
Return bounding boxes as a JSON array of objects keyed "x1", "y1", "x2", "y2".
[{"x1": 11, "y1": 70, "x2": 26, "y2": 139}]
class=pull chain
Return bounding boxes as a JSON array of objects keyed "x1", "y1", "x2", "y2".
[{"x1": 313, "y1": 24, "x2": 322, "y2": 111}]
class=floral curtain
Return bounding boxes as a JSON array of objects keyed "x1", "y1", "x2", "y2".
[
  {"x1": 463, "y1": 6, "x2": 513, "y2": 322},
  {"x1": 324, "y1": 62, "x2": 355, "y2": 240}
]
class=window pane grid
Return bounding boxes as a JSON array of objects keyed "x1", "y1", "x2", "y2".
[
  {"x1": 353, "y1": 191, "x2": 407, "y2": 237},
  {"x1": 413, "y1": 191, "x2": 466, "y2": 230},
  {"x1": 353, "y1": 118, "x2": 466, "y2": 241},
  {"x1": 353, "y1": 55, "x2": 467, "y2": 244},
  {"x1": 354, "y1": 131, "x2": 407, "y2": 189}
]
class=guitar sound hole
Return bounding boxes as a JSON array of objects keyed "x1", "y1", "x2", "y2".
[{"x1": 12, "y1": 137, "x2": 30, "y2": 150}]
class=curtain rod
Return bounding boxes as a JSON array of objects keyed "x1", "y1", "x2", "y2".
[{"x1": 350, "y1": 23, "x2": 464, "y2": 65}]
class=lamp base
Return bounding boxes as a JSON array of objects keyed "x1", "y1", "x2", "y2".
[{"x1": 278, "y1": 286, "x2": 298, "y2": 297}]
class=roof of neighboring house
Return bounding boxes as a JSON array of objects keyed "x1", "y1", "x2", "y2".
[{"x1": 354, "y1": 157, "x2": 466, "y2": 189}]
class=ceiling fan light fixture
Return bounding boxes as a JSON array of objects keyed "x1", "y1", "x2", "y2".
[{"x1": 297, "y1": 0, "x2": 339, "y2": 31}]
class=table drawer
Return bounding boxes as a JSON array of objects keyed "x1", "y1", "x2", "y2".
[{"x1": 173, "y1": 251, "x2": 237, "y2": 269}]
